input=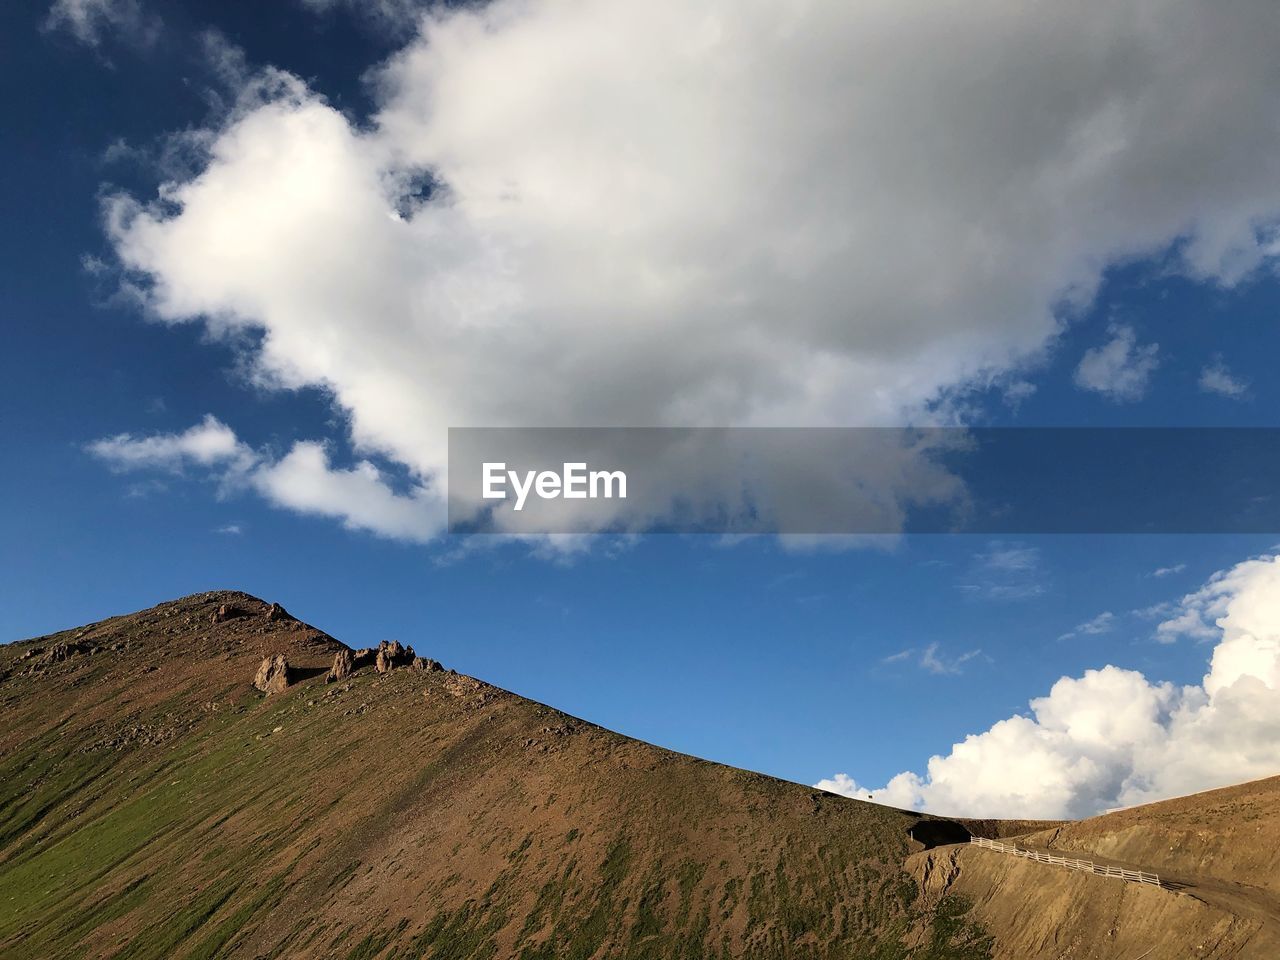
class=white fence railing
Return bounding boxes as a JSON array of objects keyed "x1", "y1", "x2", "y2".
[{"x1": 968, "y1": 836, "x2": 1161, "y2": 887}]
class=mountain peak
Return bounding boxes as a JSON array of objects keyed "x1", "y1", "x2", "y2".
[{"x1": 3, "y1": 597, "x2": 1278, "y2": 958}]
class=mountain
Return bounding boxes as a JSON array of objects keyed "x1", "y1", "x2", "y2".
[{"x1": 0, "y1": 592, "x2": 1276, "y2": 959}]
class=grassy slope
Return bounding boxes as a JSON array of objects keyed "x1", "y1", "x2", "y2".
[{"x1": 0, "y1": 592, "x2": 992, "y2": 960}]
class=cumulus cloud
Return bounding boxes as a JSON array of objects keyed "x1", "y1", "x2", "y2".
[
  {"x1": 1073, "y1": 325, "x2": 1160, "y2": 402},
  {"x1": 44, "y1": 0, "x2": 159, "y2": 48},
  {"x1": 87, "y1": 417, "x2": 443, "y2": 543},
  {"x1": 94, "y1": 0, "x2": 1280, "y2": 541},
  {"x1": 813, "y1": 773, "x2": 877, "y2": 801},
  {"x1": 1153, "y1": 562, "x2": 1261, "y2": 645},
  {"x1": 1199, "y1": 356, "x2": 1250, "y2": 398},
  {"x1": 819, "y1": 553, "x2": 1280, "y2": 818}
]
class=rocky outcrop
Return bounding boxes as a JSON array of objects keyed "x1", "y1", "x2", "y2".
[
  {"x1": 254, "y1": 654, "x2": 290, "y2": 694},
  {"x1": 212, "y1": 603, "x2": 247, "y2": 624},
  {"x1": 375, "y1": 640, "x2": 415, "y2": 673},
  {"x1": 46, "y1": 641, "x2": 91, "y2": 662},
  {"x1": 325, "y1": 645, "x2": 441, "y2": 681},
  {"x1": 266, "y1": 602, "x2": 291, "y2": 622},
  {"x1": 18, "y1": 639, "x2": 102, "y2": 674},
  {"x1": 327, "y1": 649, "x2": 354, "y2": 683}
]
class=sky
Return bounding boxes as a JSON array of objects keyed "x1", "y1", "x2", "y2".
[{"x1": 4, "y1": 0, "x2": 1280, "y2": 820}]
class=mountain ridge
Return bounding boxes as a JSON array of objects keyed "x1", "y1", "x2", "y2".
[{"x1": 1, "y1": 591, "x2": 1276, "y2": 959}]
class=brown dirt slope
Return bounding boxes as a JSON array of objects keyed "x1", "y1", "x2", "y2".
[
  {"x1": 1024, "y1": 776, "x2": 1280, "y2": 897},
  {"x1": 2, "y1": 591, "x2": 1277, "y2": 960},
  {"x1": 908, "y1": 779, "x2": 1280, "y2": 959},
  {"x1": 0, "y1": 591, "x2": 991, "y2": 959},
  {"x1": 909, "y1": 843, "x2": 1273, "y2": 960}
]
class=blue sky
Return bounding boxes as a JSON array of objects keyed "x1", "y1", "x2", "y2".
[{"x1": 5, "y1": 0, "x2": 1280, "y2": 819}]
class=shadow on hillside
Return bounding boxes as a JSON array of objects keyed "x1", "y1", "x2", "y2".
[{"x1": 908, "y1": 819, "x2": 972, "y2": 849}]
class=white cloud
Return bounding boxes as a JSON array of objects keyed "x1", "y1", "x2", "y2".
[
  {"x1": 957, "y1": 541, "x2": 1045, "y2": 601},
  {"x1": 87, "y1": 415, "x2": 254, "y2": 474},
  {"x1": 1154, "y1": 563, "x2": 1255, "y2": 644},
  {"x1": 975, "y1": 542, "x2": 1040, "y2": 573},
  {"x1": 99, "y1": 0, "x2": 1280, "y2": 539},
  {"x1": 919, "y1": 642, "x2": 982, "y2": 675},
  {"x1": 45, "y1": 0, "x2": 159, "y2": 48},
  {"x1": 1153, "y1": 563, "x2": 1186, "y2": 577},
  {"x1": 253, "y1": 441, "x2": 442, "y2": 542},
  {"x1": 813, "y1": 773, "x2": 875, "y2": 801},
  {"x1": 881, "y1": 644, "x2": 981, "y2": 674},
  {"x1": 1073, "y1": 325, "x2": 1160, "y2": 402},
  {"x1": 296, "y1": 0, "x2": 423, "y2": 34},
  {"x1": 1001, "y1": 380, "x2": 1037, "y2": 412},
  {"x1": 215, "y1": 523, "x2": 243, "y2": 535},
  {"x1": 87, "y1": 417, "x2": 443, "y2": 543},
  {"x1": 1199, "y1": 356, "x2": 1250, "y2": 398},
  {"x1": 1058, "y1": 610, "x2": 1115, "y2": 641},
  {"x1": 819, "y1": 553, "x2": 1280, "y2": 818}
]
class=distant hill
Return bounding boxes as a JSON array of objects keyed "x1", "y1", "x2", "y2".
[
  {"x1": 910, "y1": 773, "x2": 1280, "y2": 958},
  {"x1": 1, "y1": 591, "x2": 1275, "y2": 958}
]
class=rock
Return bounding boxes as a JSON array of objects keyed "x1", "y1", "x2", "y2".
[
  {"x1": 27, "y1": 640, "x2": 99, "y2": 672},
  {"x1": 442, "y1": 673, "x2": 499, "y2": 708},
  {"x1": 212, "y1": 604, "x2": 247, "y2": 624},
  {"x1": 48, "y1": 641, "x2": 90, "y2": 662},
  {"x1": 266, "y1": 602, "x2": 290, "y2": 622},
  {"x1": 254, "y1": 654, "x2": 290, "y2": 694},
  {"x1": 444, "y1": 674, "x2": 483, "y2": 697},
  {"x1": 327, "y1": 649, "x2": 354, "y2": 683},
  {"x1": 374, "y1": 640, "x2": 416, "y2": 673}
]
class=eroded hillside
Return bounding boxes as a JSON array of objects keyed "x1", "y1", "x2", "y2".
[{"x1": 907, "y1": 779, "x2": 1280, "y2": 959}]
